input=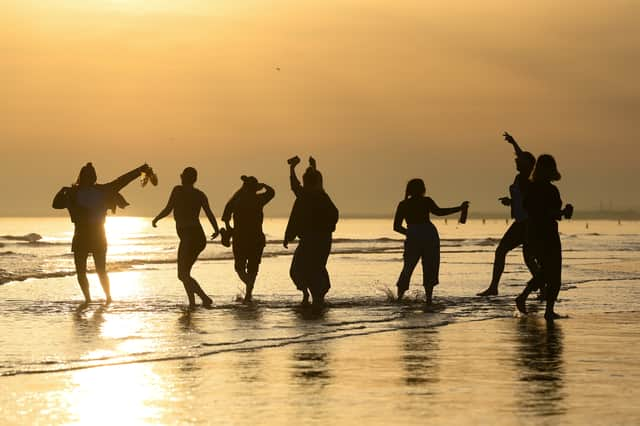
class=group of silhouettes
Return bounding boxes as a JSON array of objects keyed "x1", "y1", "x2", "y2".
[{"x1": 52, "y1": 132, "x2": 572, "y2": 321}]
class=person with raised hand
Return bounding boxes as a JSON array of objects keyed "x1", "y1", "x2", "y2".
[
  {"x1": 53, "y1": 162, "x2": 153, "y2": 305},
  {"x1": 478, "y1": 132, "x2": 541, "y2": 297},
  {"x1": 222, "y1": 175, "x2": 275, "y2": 303},
  {"x1": 284, "y1": 157, "x2": 338, "y2": 307}
]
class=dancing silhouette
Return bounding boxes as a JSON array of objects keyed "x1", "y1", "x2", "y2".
[
  {"x1": 478, "y1": 132, "x2": 541, "y2": 297},
  {"x1": 152, "y1": 167, "x2": 220, "y2": 309},
  {"x1": 393, "y1": 178, "x2": 468, "y2": 305},
  {"x1": 53, "y1": 162, "x2": 153, "y2": 304},
  {"x1": 222, "y1": 175, "x2": 275, "y2": 303},
  {"x1": 515, "y1": 155, "x2": 573, "y2": 321},
  {"x1": 285, "y1": 156, "x2": 338, "y2": 307}
]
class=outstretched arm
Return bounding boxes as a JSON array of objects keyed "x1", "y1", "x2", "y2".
[
  {"x1": 503, "y1": 132, "x2": 524, "y2": 157},
  {"x1": 430, "y1": 198, "x2": 468, "y2": 216},
  {"x1": 201, "y1": 193, "x2": 220, "y2": 238},
  {"x1": 152, "y1": 188, "x2": 176, "y2": 227},
  {"x1": 106, "y1": 164, "x2": 149, "y2": 192}
]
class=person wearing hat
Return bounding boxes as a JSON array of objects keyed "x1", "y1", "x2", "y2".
[
  {"x1": 53, "y1": 162, "x2": 153, "y2": 305},
  {"x1": 222, "y1": 175, "x2": 275, "y2": 303},
  {"x1": 477, "y1": 132, "x2": 542, "y2": 297},
  {"x1": 153, "y1": 167, "x2": 220, "y2": 309}
]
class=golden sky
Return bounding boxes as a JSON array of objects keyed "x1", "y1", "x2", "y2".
[{"x1": 2, "y1": 1, "x2": 638, "y2": 216}]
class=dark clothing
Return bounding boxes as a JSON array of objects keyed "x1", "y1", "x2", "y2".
[
  {"x1": 222, "y1": 188, "x2": 275, "y2": 241},
  {"x1": 397, "y1": 223, "x2": 440, "y2": 291},
  {"x1": 524, "y1": 181, "x2": 562, "y2": 234},
  {"x1": 393, "y1": 197, "x2": 437, "y2": 227},
  {"x1": 285, "y1": 192, "x2": 339, "y2": 242},
  {"x1": 223, "y1": 185, "x2": 275, "y2": 287},
  {"x1": 523, "y1": 181, "x2": 563, "y2": 304},
  {"x1": 72, "y1": 224, "x2": 108, "y2": 253},
  {"x1": 290, "y1": 234, "x2": 332, "y2": 297},
  {"x1": 394, "y1": 197, "x2": 441, "y2": 290},
  {"x1": 233, "y1": 234, "x2": 265, "y2": 283},
  {"x1": 285, "y1": 189, "x2": 338, "y2": 298},
  {"x1": 53, "y1": 167, "x2": 143, "y2": 253},
  {"x1": 509, "y1": 174, "x2": 531, "y2": 222}
]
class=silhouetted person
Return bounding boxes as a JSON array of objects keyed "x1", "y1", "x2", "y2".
[
  {"x1": 285, "y1": 157, "x2": 338, "y2": 307},
  {"x1": 152, "y1": 167, "x2": 220, "y2": 309},
  {"x1": 515, "y1": 155, "x2": 573, "y2": 321},
  {"x1": 394, "y1": 178, "x2": 469, "y2": 305},
  {"x1": 53, "y1": 162, "x2": 152, "y2": 305},
  {"x1": 478, "y1": 132, "x2": 541, "y2": 296},
  {"x1": 222, "y1": 175, "x2": 275, "y2": 303}
]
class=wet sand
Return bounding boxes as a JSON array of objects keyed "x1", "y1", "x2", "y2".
[{"x1": 1, "y1": 299, "x2": 639, "y2": 424}]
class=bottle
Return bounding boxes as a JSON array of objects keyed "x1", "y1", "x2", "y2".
[{"x1": 459, "y1": 202, "x2": 468, "y2": 224}]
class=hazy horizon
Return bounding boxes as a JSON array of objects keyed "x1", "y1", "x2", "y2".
[{"x1": 3, "y1": 1, "x2": 639, "y2": 217}]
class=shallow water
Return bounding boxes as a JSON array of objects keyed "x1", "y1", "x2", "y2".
[{"x1": 1, "y1": 218, "x2": 639, "y2": 424}]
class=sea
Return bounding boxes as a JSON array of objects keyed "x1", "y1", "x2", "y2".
[{"x1": 1, "y1": 217, "x2": 639, "y2": 424}]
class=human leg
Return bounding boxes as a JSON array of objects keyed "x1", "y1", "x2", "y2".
[
  {"x1": 542, "y1": 236, "x2": 562, "y2": 321},
  {"x1": 290, "y1": 244, "x2": 308, "y2": 303},
  {"x1": 73, "y1": 251, "x2": 92, "y2": 303},
  {"x1": 92, "y1": 249, "x2": 112, "y2": 304},
  {"x1": 421, "y1": 224, "x2": 440, "y2": 305},
  {"x1": 478, "y1": 222, "x2": 523, "y2": 296},
  {"x1": 177, "y1": 228, "x2": 210, "y2": 307},
  {"x1": 396, "y1": 237, "x2": 421, "y2": 301},
  {"x1": 243, "y1": 242, "x2": 265, "y2": 303}
]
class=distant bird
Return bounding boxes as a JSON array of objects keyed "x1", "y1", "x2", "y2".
[{"x1": 276, "y1": 67, "x2": 281, "y2": 71}]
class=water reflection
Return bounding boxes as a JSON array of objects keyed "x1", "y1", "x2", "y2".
[
  {"x1": 401, "y1": 327, "x2": 440, "y2": 390},
  {"x1": 514, "y1": 318, "x2": 566, "y2": 416},
  {"x1": 291, "y1": 343, "x2": 331, "y2": 383},
  {"x1": 68, "y1": 363, "x2": 166, "y2": 425},
  {"x1": 72, "y1": 305, "x2": 107, "y2": 342},
  {"x1": 231, "y1": 306, "x2": 264, "y2": 384}
]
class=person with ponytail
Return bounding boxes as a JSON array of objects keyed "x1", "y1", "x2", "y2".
[
  {"x1": 153, "y1": 167, "x2": 220, "y2": 309},
  {"x1": 53, "y1": 162, "x2": 153, "y2": 305},
  {"x1": 515, "y1": 154, "x2": 573, "y2": 321},
  {"x1": 393, "y1": 178, "x2": 469, "y2": 304}
]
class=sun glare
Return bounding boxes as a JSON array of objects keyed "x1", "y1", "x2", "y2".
[{"x1": 104, "y1": 216, "x2": 149, "y2": 244}]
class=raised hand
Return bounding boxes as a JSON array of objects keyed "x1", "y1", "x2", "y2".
[
  {"x1": 309, "y1": 156, "x2": 317, "y2": 169},
  {"x1": 287, "y1": 156, "x2": 301, "y2": 167},
  {"x1": 503, "y1": 132, "x2": 516, "y2": 145}
]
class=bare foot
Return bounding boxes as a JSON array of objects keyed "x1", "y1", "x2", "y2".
[
  {"x1": 202, "y1": 296, "x2": 214, "y2": 309},
  {"x1": 515, "y1": 295, "x2": 527, "y2": 314},
  {"x1": 544, "y1": 311, "x2": 561, "y2": 322},
  {"x1": 477, "y1": 287, "x2": 498, "y2": 297},
  {"x1": 397, "y1": 288, "x2": 406, "y2": 302},
  {"x1": 105, "y1": 296, "x2": 112, "y2": 305},
  {"x1": 301, "y1": 290, "x2": 310, "y2": 306}
]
